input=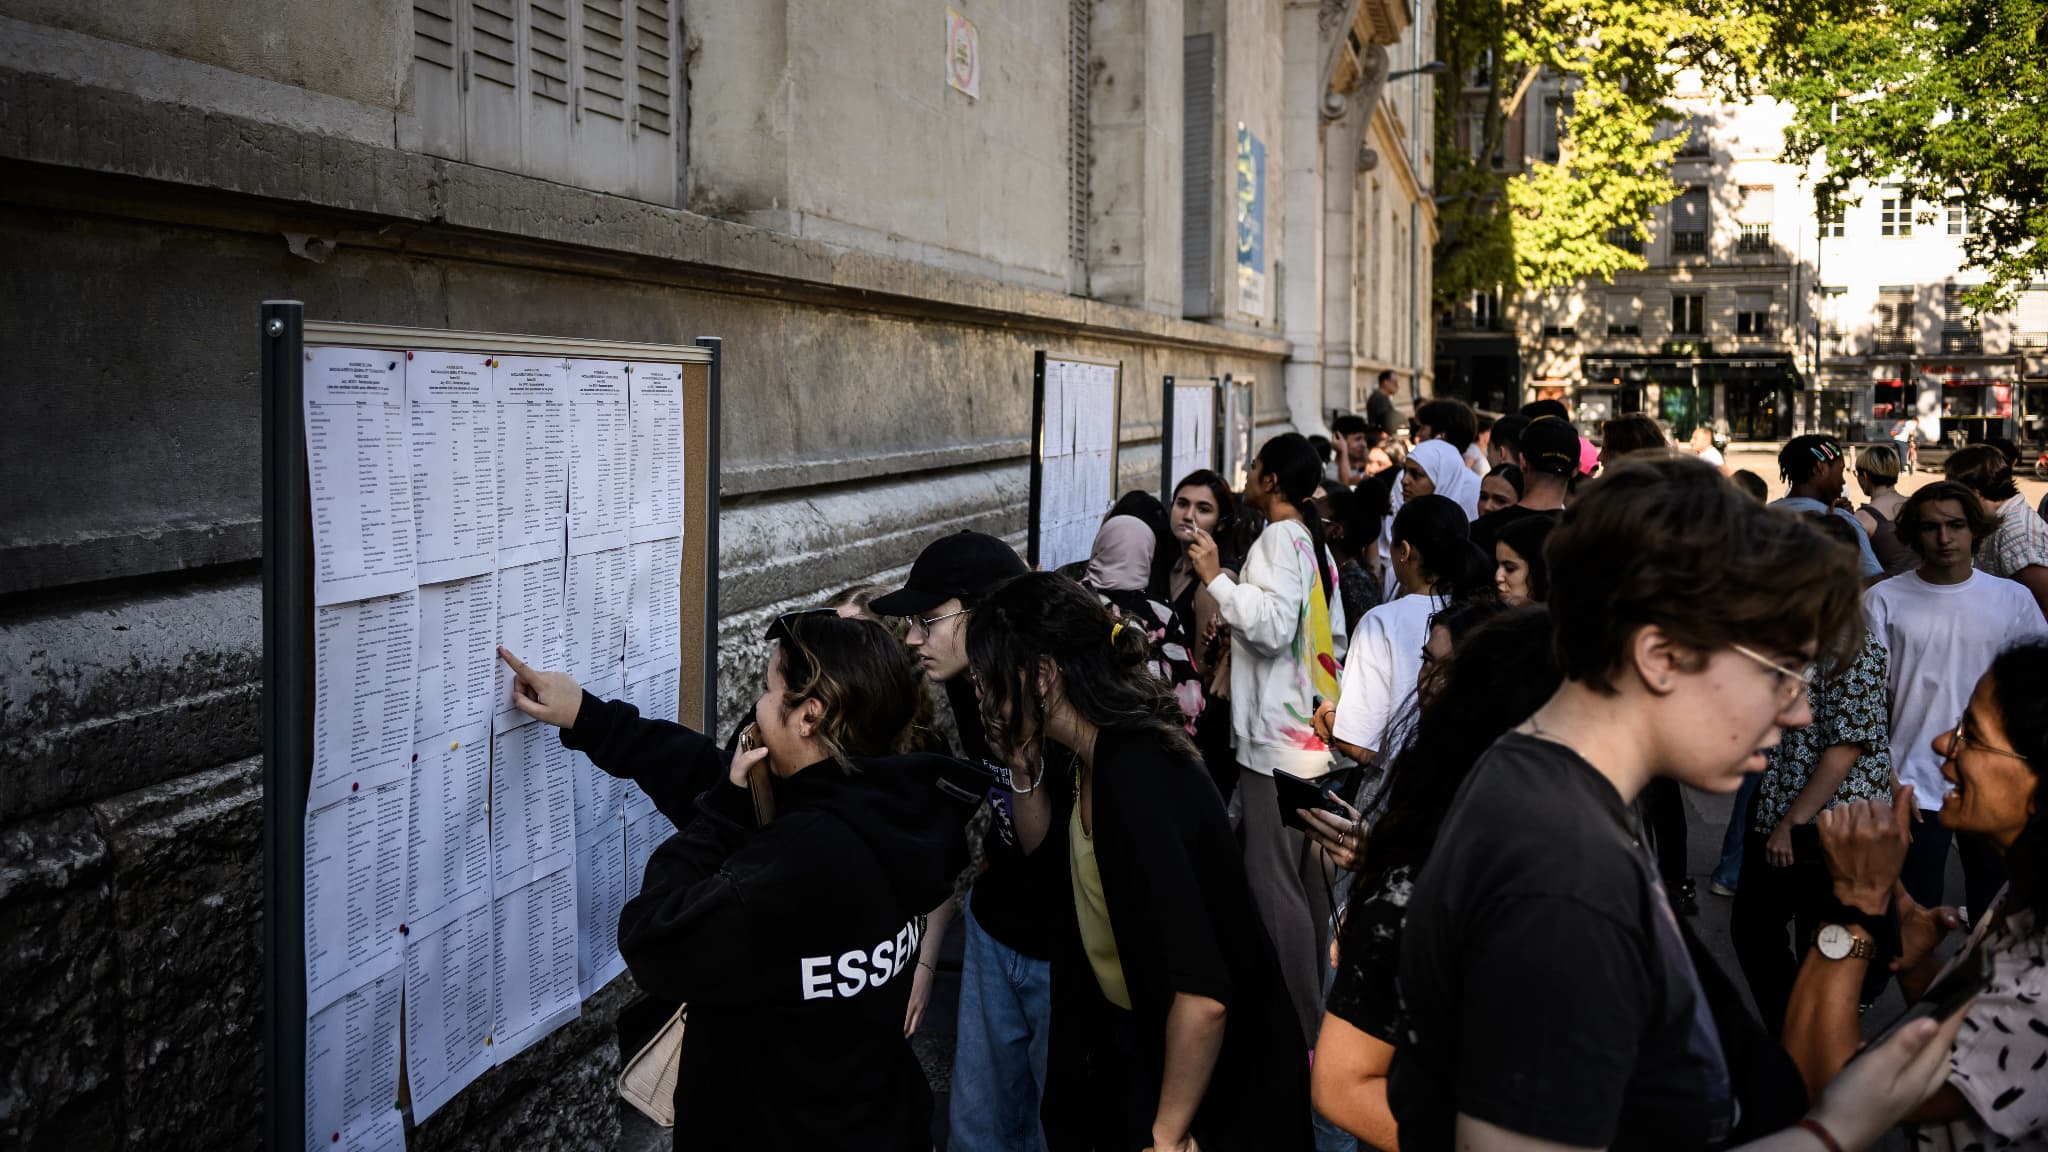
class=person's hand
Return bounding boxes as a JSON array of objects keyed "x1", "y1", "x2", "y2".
[
  {"x1": 728, "y1": 745, "x2": 769, "y2": 789},
  {"x1": 1804, "y1": 1006, "x2": 1972, "y2": 1149},
  {"x1": 904, "y1": 959, "x2": 935, "y2": 1036},
  {"x1": 1818, "y1": 786, "x2": 1914, "y2": 916},
  {"x1": 1188, "y1": 528, "x2": 1222, "y2": 585},
  {"x1": 498, "y1": 647, "x2": 584, "y2": 728},
  {"x1": 1301, "y1": 798, "x2": 1367, "y2": 872},
  {"x1": 1892, "y1": 880, "x2": 1962, "y2": 976},
  {"x1": 1766, "y1": 821, "x2": 1795, "y2": 868},
  {"x1": 1311, "y1": 698, "x2": 1338, "y2": 744}
]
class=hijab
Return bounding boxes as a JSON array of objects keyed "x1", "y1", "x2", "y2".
[
  {"x1": 1086, "y1": 515, "x2": 1156, "y2": 593},
  {"x1": 1411, "y1": 439, "x2": 1481, "y2": 521}
]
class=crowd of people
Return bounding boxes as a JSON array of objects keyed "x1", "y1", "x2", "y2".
[{"x1": 496, "y1": 392, "x2": 2048, "y2": 1151}]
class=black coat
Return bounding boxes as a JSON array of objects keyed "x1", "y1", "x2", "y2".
[
  {"x1": 562, "y1": 692, "x2": 967, "y2": 1151},
  {"x1": 1041, "y1": 726, "x2": 1312, "y2": 1152}
]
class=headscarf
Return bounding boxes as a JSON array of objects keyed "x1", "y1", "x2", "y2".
[
  {"x1": 1410, "y1": 439, "x2": 1481, "y2": 521},
  {"x1": 1085, "y1": 515, "x2": 1156, "y2": 593}
]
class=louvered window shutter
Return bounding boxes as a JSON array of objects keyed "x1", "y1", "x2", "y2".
[
  {"x1": 628, "y1": 0, "x2": 677, "y2": 203},
  {"x1": 1182, "y1": 34, "x2": 1215, "y2": 318},
  {"x1": 412, "y1": 0, "x2": 463, "y2": 158}
]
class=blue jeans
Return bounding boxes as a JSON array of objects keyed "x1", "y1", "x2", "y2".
[
  {"x1": 1712, "y1": 773, "x2": 1761, "y2": 891},
  {"x1": 950, "y1": 895, "x2": 1052, "y2": 1152}
]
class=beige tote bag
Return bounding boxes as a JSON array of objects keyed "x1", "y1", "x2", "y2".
[{"x1": 619, "y1": 1007, "x2": 686, "y2": 1127}]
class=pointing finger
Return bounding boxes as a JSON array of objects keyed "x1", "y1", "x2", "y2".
[{"x1": 497, "y1": 646, "x2": 533, "y2": 679}]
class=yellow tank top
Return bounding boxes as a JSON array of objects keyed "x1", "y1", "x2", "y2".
[{"x1": 1069, "y1": 801, "x2": 1132, "y2": 1010}]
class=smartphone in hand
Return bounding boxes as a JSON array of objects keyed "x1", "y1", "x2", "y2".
[
  {"x1": 736, "y1": 723, "x2": 776, "y2": 825},
  {"x1": 1273, "y1": 768, "x2": 1346, "y2": 833}
]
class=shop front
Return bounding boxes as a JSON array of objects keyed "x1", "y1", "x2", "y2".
[{"x1": 1922, "y1": 361, "x2": 2015, "y2": 446}]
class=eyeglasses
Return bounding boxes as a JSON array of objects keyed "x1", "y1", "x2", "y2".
[
  {"x1": 1944, "y1": 713, "x2": 2032, "y2": 765},
  {"x1": 1730, "y1": 644, "x2": 1817, "y2": 703},
  {"x1": 905, "y1": 606, "x2": 970, "y2": 640}
]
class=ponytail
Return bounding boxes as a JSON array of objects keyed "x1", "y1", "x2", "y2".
[
  {"x1": 1393, "y1": 495, "x2": 1495, "y2": 602},
  {"x1": 1254, "y1": 433, "x2": 1333, "y2": 603}
]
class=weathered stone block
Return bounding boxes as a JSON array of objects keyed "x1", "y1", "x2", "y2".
[
  {"x1": 95, "y1": 757, "x2": 263, "y2": 1151},
  {"x1": 0, "y1": 805, "x2": 121, "y2": 1151}
]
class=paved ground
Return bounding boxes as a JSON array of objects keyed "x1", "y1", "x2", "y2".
[{"x1": 620, "y1": 780, "x2": 1964, "y2": 1151}]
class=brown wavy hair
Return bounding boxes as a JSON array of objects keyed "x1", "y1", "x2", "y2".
[
  {"x1": 1546, "y1": 454, "x2": 1862, "y2": 692},
  {"x1": 1895, "y1": 480, "x2": 2003, "y2": 558},
  {"x1": 772, "y1": 612, "x2": 921, "y2": 770}
]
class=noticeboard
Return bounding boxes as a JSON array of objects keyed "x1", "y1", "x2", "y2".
[
  {"x1": 260, "y1": 307, "x2": 720, "y2": 1151},
  {"x1": 1219, "y1": 374, "x2": 1257, "y2": 492},
  {"x1": 1160, "y1": 374, "x2": 1222, "y2": 505},
  {"x1": 1028, "y1": 351, "x2": 1124, "y2": 571}
]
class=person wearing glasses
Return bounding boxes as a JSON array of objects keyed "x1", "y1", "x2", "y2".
[
  {"x1": 1864, "y1": 481, "x2": 2048, "y2": 919},
  {"x1": 1390, "y1": 455, "x2": 1969, "y2": 1152},
  {"x1": 869, "y1": 530, "x2": 1067, "y2": 1152},
  {"x1": 496, "y1": 610, "x2": 963, "y2": 1149},
  {"x1": 967, "y1": 571, "x2": 1313, "y2": 1152},
  {"x1": 1782, "y1": 639, "x2": 2048, "y2": 1149},
  {"x1": 1730, "y1": 515, "x2": 1895, "y2": 1035}
]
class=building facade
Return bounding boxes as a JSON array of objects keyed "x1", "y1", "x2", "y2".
[
  {"x1": 1812, "y1": 187, "x2": 2048, "y2": 449},
  {"x1": 0, "y1": 1, "x2": 1433, "y2": 1147}
]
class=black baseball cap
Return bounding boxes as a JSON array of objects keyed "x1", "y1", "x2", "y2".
[
  {"x1": 869, "y1": 531, "x2": 1028, "y2": 617},
  {"x1": 1519, "y1": 415, "x2": 1581, "y2": 477}
]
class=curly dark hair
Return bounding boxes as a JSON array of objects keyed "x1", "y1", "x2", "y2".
[
  {"x1": 965, "y1": 572, "x2": 1199, "y2": 770},
  {"x1": 1546, "y1": 454, "x2": 1862, "y2": 692}
]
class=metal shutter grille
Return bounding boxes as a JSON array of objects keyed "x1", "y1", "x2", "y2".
[
  {"x1": 1182, "y1": 33, "x2": 1215, "y2": 317},
  {"x1": 580, "y1": 0, "x2": 627, "y2": 121},
  {"x1": 633, "y1": 0, "x2": 673, "y2": 136},
  {"x1": 528, "y1": 0, "x2": 569, "y2": 103},
  {"x1": 1069, "y1": 0, "x2": 1091, "y2": 275}
]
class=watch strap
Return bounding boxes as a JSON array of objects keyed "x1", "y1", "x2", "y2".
[{"x1": 1819, "y1": 895, "x2": 1889, "y2": 936}]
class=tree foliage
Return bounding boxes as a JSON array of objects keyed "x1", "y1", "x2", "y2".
[
  {"x1": 1432, "y1": 0, "x2": 1840, "y2": 310},
  {"x1": 1773, "y1": 0, "x2": 2048, "y2": 309}
]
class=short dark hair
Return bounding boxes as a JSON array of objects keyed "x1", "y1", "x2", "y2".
[
  {"x1": 1332, "y1": 414, "x2": 1370, "y2": 438},
  {"x1": 1378, "y1": 369, "x2": 1398, "y2": 386},
  {"x1": 1490, "y1": 413, "x2": 1530, "y2": 455},
  {"x1": 1520, "y1": 399, "x2": 1570, "y2": 422},
  {"x1": 1600, "y1": 414, "x2": 1668, "y2": 458},
  {"x1": 1731, "y1": 470, "x2": 1768, "y2": 502},
  {"x1": 1896, "y1": 480, "x2": 2002, "y2": 557},
  {"x1": 1415, "y1": 399, "x2": 1480, "y2": 451},
  {"x1": 1778, "y1": 434, "x2": 1847, "y2": 485},
  {"x1": 1944, "y1": 444, "x2": 2022, "y2": 502},
  {"x1": 1309, "y1": 434, "x2": 1334, "y2": 464},
  {"x1": 1546, "y1": 455, "x2": 1861, "y2": 692}
]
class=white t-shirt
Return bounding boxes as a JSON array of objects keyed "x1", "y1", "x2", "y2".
[
  {"x1": 1332, "y1": 591, "x2": 1447, "y2": 757},
  {"x1": 1696, "y1": 445, "x2": 1725, "y2": 469},
  {"x1": 1863, "y1": 570, "x2": 2048, "y2": 809},
  {"x1": 1462, "y1": 441, "x2": 1492, "y2": 477}
]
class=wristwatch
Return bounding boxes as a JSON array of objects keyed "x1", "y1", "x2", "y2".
[{"x1": 1816, "y1": 923, "x2": 1873, "y2": 961}]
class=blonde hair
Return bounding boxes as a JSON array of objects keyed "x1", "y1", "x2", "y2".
[{"x1": 1855, "y1": 444, "x2": 1901, "y2": 486}]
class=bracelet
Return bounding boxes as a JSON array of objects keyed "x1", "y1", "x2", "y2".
[
  {"x1": 1795, "y1": 1117, "x2": 1844, "y2": 1152},
  {"x1": 918, "y1": 960, "x2": 936, "y2": 972}
]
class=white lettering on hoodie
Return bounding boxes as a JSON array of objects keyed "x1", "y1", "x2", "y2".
[{"x1": 799, "y1": 915, "x2": 924, "y2": 1001}]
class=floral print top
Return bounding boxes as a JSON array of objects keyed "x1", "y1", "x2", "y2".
[
  {"x1": 1327, "y1": 864, "x2": 1416, "y2": 1044},
  {"x1": 1751, "y1": 629, "x2": 1894, "y2": 835}
]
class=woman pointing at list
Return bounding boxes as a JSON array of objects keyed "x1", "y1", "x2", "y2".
[{"x1": 497, "y1": 609, "x2": 963, "y2": 1151}]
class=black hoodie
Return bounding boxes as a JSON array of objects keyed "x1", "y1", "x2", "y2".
[{"x1": 561, "y1": 692, "x2": 964, "y2": 1151}]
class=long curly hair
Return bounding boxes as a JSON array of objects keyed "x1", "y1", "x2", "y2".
[{"x1": 965, "y1": 572, "x2": 1199, "y2": 770}]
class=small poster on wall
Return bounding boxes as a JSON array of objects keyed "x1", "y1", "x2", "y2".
[
  {"x1": 946, "y1": 8, "x2": 981, "y2": 99},
  {"x1": 1235, "y1": 124, "x2": 1266, "y2": 319}
]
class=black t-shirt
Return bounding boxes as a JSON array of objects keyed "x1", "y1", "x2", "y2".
[
  {"x1": 942, "y1": 677, "x2": 1070, "y2": 961},
  {"x1": 1468, "y1": 504, "x2": 1560, "y2": 556},
  {"x1": 1389, "y1": 733, "x2": 1734, "y2": 1151}
]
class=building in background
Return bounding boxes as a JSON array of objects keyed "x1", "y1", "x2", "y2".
[
  {"x1": 1515, "y1": 76, "x2": 1811, "y2": 441},
  {"x1": 1811, "y1": 187, "x2": 2048, "y2": 448},
  {"x1": 1433, "y1": 52, "x2": 1529, "y2": 415},
  {"x1": 0, "y1": 1, "x2": 1432, "y2": 1147}
]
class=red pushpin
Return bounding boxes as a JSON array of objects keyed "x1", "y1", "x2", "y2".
[
  {"x1": 399, "y1": 923, "x2": 409, "y2": 936},
  {"x1": 351, "y1": 781, "x2": 359, "y2": 793}
]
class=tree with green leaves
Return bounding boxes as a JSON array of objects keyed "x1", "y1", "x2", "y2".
[
  {"x1": 1432, "y1": 0, "x2": 1834, "y2": 310},
  {"x1": 1773, "y1": 0, "x2": 2048, "y2": 309}
]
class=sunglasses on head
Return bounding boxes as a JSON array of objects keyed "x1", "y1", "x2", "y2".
[{"x1": 764, "y1": 607, "x2": 839, "y2": 644}]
